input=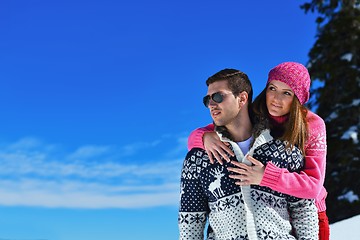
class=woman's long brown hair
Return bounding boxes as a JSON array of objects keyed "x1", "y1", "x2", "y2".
[{"x1": 251, "y1": 86, "x2": 309, "y2": 154}]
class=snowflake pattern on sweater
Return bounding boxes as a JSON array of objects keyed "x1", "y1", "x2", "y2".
[{"x1": 178, "y1": 130, "x2": 318, "y2": 240}]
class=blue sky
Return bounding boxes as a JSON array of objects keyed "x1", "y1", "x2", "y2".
[{"x1": 0, "y1": 1, "x2": 318, "y2": 239}]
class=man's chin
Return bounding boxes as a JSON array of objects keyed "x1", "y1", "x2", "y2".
[{"x1": 213, "y1": 120, "x2": 224, "y2": 126}]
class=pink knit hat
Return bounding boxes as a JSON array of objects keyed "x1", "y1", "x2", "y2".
[{"x1": 267, "y1": 62, "x2": 311, "y2": 104}]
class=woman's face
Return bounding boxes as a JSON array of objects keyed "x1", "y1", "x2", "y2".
[{"x1": 266, "y1": 80, "x2": 295, "y2": 117}]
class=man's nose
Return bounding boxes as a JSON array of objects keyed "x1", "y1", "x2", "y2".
[{"x1": 208, "y1": 99, "x2": 218, "y2": 107}]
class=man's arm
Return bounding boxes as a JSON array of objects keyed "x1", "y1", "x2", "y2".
[{"x1": 178, "y1": 148, "x2": 209, "y2": 240}]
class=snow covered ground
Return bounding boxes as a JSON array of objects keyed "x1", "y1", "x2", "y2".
[{"x1": 330, "y1": 215, "x2": 360, "y2": 239}]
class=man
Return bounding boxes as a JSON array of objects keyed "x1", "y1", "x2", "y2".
[{"x1": 178, "y1": 69, "x2": 318, "y2": 239}]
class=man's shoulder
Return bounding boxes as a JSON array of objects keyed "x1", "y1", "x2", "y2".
[
  {"x1": 181, "y1": 148, "x2": 211, "y2": 180},
  {"x1": 185, "y1": 148, "x2": 209, "y2": 161}
]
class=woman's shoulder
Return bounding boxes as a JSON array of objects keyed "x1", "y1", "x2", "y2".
[
  {"x1": 306, "y1": 110, "x2": 326, "y2": 133},
  {"x1": 305, "y1": 111, "x2": 327, "y2": 149}
]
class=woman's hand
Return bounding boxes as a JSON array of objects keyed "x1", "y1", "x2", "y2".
[
  {"x1": 227, "y1": 155, "x2": 265, "y2": 185},
  {"x1": 203, "y1": 132, "x2": 234, "y2": 164}
]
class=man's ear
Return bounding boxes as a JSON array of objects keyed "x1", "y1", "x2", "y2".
[{"x1": 238, "y1": 91, "x2": 248, "y2": 107}]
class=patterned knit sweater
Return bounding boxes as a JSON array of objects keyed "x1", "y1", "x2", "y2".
[
  {"x1": 187, "y1": 110, "x2": 327, "y2": 212},
  {"x1": 179, "y1": 130, "x2": 318, "y2": 240}
]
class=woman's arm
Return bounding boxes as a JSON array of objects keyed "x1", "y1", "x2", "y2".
[
  {"x1": 259, "y1": 113, "x2": 327, "y2": 198},
  {"x1": 196, "y1": 115, "x2": 327, "y2": 199},
  {"x1": 231, "y1": 138, "x2": 326, "y2": 199},
  {"x1": 288, "y1": 198, "x2": 319, "y2": 239},
  {"x1": 235, "y1": 114, "x2": 327, "y2": 199},
  {"x1": 187, "y1": 124, "x2": 214, "y2": 150}
]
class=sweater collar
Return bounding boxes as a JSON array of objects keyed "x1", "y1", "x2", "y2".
[{"x1": 268, "y1": 113, "x2": 289, "y2": 127}]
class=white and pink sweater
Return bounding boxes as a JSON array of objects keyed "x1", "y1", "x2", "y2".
[{"x1": 188, "y1": 110, "x2": 327, "y2": 212}]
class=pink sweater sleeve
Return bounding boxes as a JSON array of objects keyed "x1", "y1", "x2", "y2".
[
  {"x1": 187, "y1": 124, "x2": 215, "y2": 150},
  {"x1": 260, "y1": 111, "x2": 327, "y2": 201}
]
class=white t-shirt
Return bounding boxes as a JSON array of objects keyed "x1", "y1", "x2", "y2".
[{"x1": 237, "y1": 136, "x2": 253, "y2": 155}]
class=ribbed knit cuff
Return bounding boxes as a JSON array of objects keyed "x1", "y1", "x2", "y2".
[
  {"x1": 260, "y1": 162, "x2": 282, "y2": 188},
  {"x1": 316, "y1": 200, "x2": 327, "y2": 212},
  {"x1": 315, "y1": 188, "x2": 328, "y2": 212}
]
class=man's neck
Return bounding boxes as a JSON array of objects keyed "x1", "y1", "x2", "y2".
[{"x1": 226, "y1": 115, "x2": 253, "y2": 142}]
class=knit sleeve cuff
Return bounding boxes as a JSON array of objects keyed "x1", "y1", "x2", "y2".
[{"x1": 260, "y1": 162, "x2": 282, "y2": 188}]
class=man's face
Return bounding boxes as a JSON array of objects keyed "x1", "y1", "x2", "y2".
[{"x1": 205, "y1": 80, "x2": 239, "y2": 126}]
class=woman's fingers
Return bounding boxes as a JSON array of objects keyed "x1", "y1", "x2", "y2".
[
  {"x1": 206, "y1": 149, "x2": 215, "y2": 164},
  {"x1": 212, "y1": 149, "x2": 224, "y2": 165},
  {"x1": 217, "y1": 145, "x2": 231, "y2": 163},
  {"x1": 210, "y1": 143, "x2": 232, "y2": 164},
  {"x1": 234, "y1": 179, "x2": 250, "y2": 185},
  {"x1": 221, "y1": 143, "x2": 234, "y2": 157},
  {"x1": 227, "y1": 159, "x2": 263, "y2": 185},
  {"x1": 229, "y1": 161, "x2": 252, "y2": 170},
  {"x1": 247, "y1": 155, "x2": 263, "y2": 167},
  {"x1": 227, "y1": 166, "x2": 248, "y2": 175}
]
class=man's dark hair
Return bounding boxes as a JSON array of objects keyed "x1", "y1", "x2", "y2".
[{"x1": 206, "y1": 68, "x2": 253, "y2": 102}]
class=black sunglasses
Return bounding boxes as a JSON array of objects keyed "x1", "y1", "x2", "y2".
[{"x1": 203, "y1": 92, "x2": 233, "y2": 107}]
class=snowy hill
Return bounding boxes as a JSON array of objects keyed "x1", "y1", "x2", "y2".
[{"x1": 330, "y1": 215, "x2": 360, "y2": 239}]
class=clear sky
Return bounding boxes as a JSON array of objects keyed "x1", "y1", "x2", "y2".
[{"x1": 0, "y1": 1, "x2": 318, "y2": 239}]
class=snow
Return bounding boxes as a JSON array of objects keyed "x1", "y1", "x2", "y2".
[
  {"x1": 341, "y1": 125, "x2": 359, "y2": 144},
  {"x1": 353, "y1": 99, "x2": 360, "y2": 106},
  {"x1": 338, "y1": 190, "x2": 360, "y2": 203},
  {"x1": 341, "y1": 53, "x2": 353, "y2": 62},
  {"x1": 326, "y1": 112, "x2": 338, "y2": 121},
  {"x1": 331, "y1": 214, "x2": 360, "y2": 239}
]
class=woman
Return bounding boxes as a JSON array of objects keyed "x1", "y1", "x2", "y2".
[{"x1": 188, "y1": 62, "x2": 329, "y2": 240}]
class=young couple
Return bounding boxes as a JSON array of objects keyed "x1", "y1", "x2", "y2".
[{"x1": 178, "y1": 62, "x2": 329, "y2": 240}]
